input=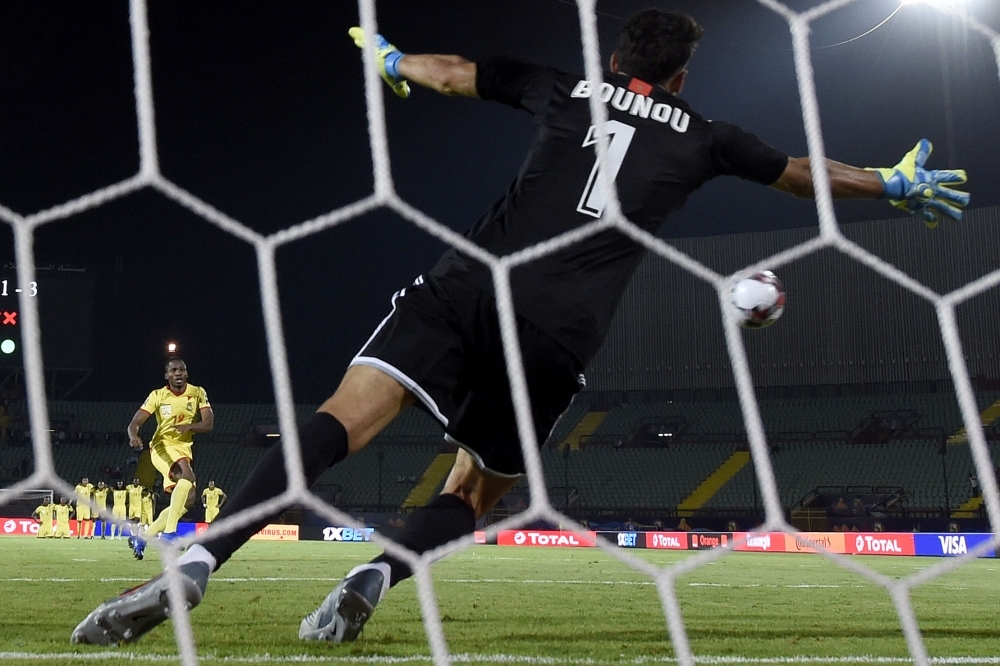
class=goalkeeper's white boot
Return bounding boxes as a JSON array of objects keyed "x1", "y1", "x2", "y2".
[
  {"x1": 299, "y1": 563, "x2": 389, "y2": 642},
  {"x1": 70, "y1": 561, "x2": 210, "y2": 645}
]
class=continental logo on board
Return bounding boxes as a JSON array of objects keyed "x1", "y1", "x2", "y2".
[
  {"x1": 783, "y1": 532, "x2": 846, "y2": 554},
  {"x1": 250, "y1": 524, "x2": 300, "y2": 541}
]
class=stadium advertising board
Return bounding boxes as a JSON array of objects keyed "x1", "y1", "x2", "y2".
[
  {"x1": 846, "y1": 533, "x2": 915, "y2": 556},
  {"x1": 645, "y1": 532, "x2": 688, "y2": 550},
  {"x1": 783, "y1": 532, "x2": 846, "y2": 554},
  {"x1": 914, "y1": 533, "x2": 996, "y2": 558},
  {"x1": 688, "y1": 532, "x2": 732, "y2": 550},
  {"x1": 249, "y1": 524, "x2": 300, "y2": 541},
  {"x1": 497, "y1": 530, "x2": 596, "y2": 547},
  {"x1": 611, "y1": 531, "x2": 640, "y2": 548},
  {"x1": 733, "y1": 532, "x2": 786, "y2": 552},
  {"x1": 323, "y1": 526, "x2": 376, "y2": 542},
  {"x1": 2, "y1": 517, "x2": 53, "y2": 536},
  {"x1": 299, "y1": 526, "x2": 377, "y2": 542},
  {"x1": 180, "y1": 522, "x2": 207, "y2": 536}
]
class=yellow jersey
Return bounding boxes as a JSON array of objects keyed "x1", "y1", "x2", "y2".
[
  {"x1": 202, "y1": 487, "x2": 225, "y2": 509},
  {"x1": 112, "y1": 489, "x2": 128, "y2": 509},
  {"x1": 54, "y1": 504, "x2": 73, "y2": 525},
  {"x1": 74, "y1": 483, "x2": 94, "y2": 503},
  {"x1": 126, "y1": 483, "x2": 144, "y2": 507},
  {"x1": 93, "y1": 487, "x2": 109, "y2": 510},
  {"x1": 140, "y1": 384, "x2": 211, "y2": 448},
  {"x1": 34, "y1": 504, "x2": 53, "y2": 522}
]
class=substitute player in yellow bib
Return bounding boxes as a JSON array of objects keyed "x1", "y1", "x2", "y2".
[
  {"x1": 201, "y1": 481, "x2": 226, "y2": 524},
  {"x1": 74, "y1": 477, "x2": 95, "y2": 539},
  {"x1": 127, "y1": 357, "x2": 213, "y2": 558}
]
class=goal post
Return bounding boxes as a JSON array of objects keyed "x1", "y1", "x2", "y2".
[{"x1": 0, "y1": 488, "x2": 54, "y2": 518}]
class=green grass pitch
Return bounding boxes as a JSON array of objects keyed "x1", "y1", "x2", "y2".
[{"x1": 1, "y1": 537, "x2": 999, "y2": 664}]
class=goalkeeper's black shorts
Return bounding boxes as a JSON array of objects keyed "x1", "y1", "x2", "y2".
[{"x1": 351, "y1": 274, "x2": 584, "y2": 477}]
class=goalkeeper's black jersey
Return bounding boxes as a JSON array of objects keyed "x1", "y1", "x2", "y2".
[{"x1": 429, "y1": 56, "x2": 789, "y2": 366}]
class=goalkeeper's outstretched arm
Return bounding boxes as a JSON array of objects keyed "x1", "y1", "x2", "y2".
[
  {"x1": 348, "y1": 27, "x2": 477, "y2": 98},
  {"x1": 771, "y1": 140, "x2": 970, "y2": 226},
  {"x1": 397, "y1": 55, "x2": 478, "y2": 98},
  {"x1": 771, "y1": 157, "x2": 884, "y2": 200}
]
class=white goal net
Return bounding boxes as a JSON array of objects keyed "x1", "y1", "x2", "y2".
[
  {"x1": 0, "y1": 488, "x2": 52, "y2": 518},
  {"x1": 0, "y1": 1, "x2": 999, "y2": 665}
]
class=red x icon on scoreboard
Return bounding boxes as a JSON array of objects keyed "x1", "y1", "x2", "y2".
[{"x1": 2, "y1": 311, "x2": 16, "y2": 325}]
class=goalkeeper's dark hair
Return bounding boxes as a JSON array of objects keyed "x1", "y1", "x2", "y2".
[
  {"x1": 614, "y1": 9, "x2": 703, "y2": 86},
  {"x1": 165, "y1": 355, "x2": 186, "y2": 369}
]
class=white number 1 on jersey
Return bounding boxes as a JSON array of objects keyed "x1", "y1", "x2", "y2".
[{"x1": 576, "y1": 120, "x2": 636, "y2": 218}]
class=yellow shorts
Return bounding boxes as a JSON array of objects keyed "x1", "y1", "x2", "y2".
[
  {"x1": 204, "y1": 506, "x2": 219, "y2": 523},
  {"x1": 76, "y1": 505, "x2": 91, "y2": 520},
  {"x1": 151, "y1": 442, "x2": 193, "y2": 491},
  {"x1": 112, "y1": 506, "x2": 127, "y2": 520}
]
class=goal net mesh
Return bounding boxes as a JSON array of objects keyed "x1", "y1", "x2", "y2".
[
  {"x1": 0, "y1": 488, "x2": 52, "y2": 519},
  {"x1": 0, "y1": 1, "x2": 998, "y2": 665}
]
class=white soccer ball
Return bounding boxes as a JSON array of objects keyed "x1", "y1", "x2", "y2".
[{"x1": 730, "y1": 271, "x2": 786, "y2": 329}]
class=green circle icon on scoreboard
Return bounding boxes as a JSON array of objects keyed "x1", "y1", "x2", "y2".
[{"x1": 1, "y1": 339, "x2": 15, "y2": 355}]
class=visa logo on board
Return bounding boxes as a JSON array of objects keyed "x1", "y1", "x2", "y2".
[{"x1": 938, "y1": 535, "x2": 968, "y2": 555}]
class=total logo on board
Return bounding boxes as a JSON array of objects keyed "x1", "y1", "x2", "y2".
[
  {"x1": 2, "y1": 519, "x2": 39, "y2": 535},
  {"x1": 498, "y1": 530, "x2": 597, "y2": 548},
  {"x1": 849, "y1": 533, "x2": 914, "y2": 556},
  {"x1": 645, "y1": 532, "x2": 687, "y2": 550}
]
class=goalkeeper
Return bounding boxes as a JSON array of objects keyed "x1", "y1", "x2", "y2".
[{"x1": 73, "y1": 8, "x2": 970, "y2": 646}]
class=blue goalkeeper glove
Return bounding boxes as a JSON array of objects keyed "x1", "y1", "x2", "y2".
[
  {"x1": 348, "y1": 27, "x2": 410, "y2": 99},
  {"x1": 868, "y1": 139, "x2": 970, "y2": 228}
]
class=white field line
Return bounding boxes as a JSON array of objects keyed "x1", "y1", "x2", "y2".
[
  {"x1": 0, "y1": 577, "x2": 963, "y2": 590},
  {"x1": 4, "y1": 653, "x2": 1000, "y2": 664}
]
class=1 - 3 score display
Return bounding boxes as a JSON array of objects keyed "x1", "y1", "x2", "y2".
[
  {"x1": 0, "y1": 279, "x2": 35, "y2": 358},
  {"x1": 0, "y1": 279, "x2": 38, "y2": 297},
  {"x1": 0, "y1": 271, "x2": 94, "y2": 369}
]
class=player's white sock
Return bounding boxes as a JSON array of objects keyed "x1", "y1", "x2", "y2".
[{"x1": 178, "y1": 544, "x2": 218, "y2": 572}]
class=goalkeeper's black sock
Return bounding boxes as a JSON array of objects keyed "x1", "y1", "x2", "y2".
[
  {"x1": 370, "y1": 493, "x2": 476, "y2": 587},
  {"x1": 203, "y1": 412, "x2": 348, "y2": 569}
]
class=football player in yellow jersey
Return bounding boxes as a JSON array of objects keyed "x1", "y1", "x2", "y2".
[
  {"x1": 140, "y1": 489, "x2": 155, "y2": 530},
  {"x1": 127, "y1": 357, "x2": 213, "y2": 557},
  {"x1": 111, "y1": 481, "x2": 128, "y2": 539},
  {"x1": 125, "y1": 477, "x2": 144, "y2": 535},
  {"x1": 92, "y1": 481, "x2": 110, "y2": 539},
  {"x1": 33, "y1": 500, "x2": 54, "y2": 538},
  {"x1": 53, "y1": 497, "x2": 74, "y2": 539},
  {"x1": 201, "y1": 481, "x2": 226, "y2": 523},
  {"x1": 74, "y1": 477, "x2": 95, "y2": 539}
]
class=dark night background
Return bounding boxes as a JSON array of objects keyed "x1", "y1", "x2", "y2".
[{"x1": 1, "y1": 0, "x2": 997, "y2": 405}]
